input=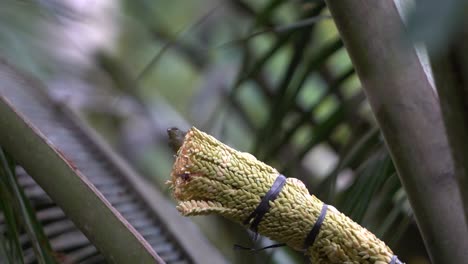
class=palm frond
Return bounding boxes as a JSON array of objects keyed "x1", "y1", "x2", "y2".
[{"x1": 0, "y1": 60, "x2": 226, "y2": 263}]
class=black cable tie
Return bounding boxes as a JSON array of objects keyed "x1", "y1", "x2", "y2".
[
  {"x1": 233, "y1": 243, "x2": 286, "y2": 252},
  {"x1": 390, "y1": 255, "x2": 404, "y2": 264},
  {"x1": 303, "y1": 203, "x2": 328, "y2": 250},
  {"x1": 243, "y1": 174, "x2": 287, "y2": 235}
]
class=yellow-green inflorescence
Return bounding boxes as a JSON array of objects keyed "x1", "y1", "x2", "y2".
[{"x1": 169, "y1": 127, "x2": 395, "y2": 264}]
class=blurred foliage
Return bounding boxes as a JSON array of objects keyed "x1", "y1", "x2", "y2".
[
  {"x1": 0, "y1": 0, "x2": 432, "y2": 263},
  {"x1": 0, "y1": 148, "x2": 57, "y2": 264},
  {"x1": 407, "y1": 0, "x2": 468, "y2": 55}
]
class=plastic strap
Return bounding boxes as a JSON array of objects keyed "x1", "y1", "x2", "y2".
[
  {"x1": 303, "y1": 203, "x2": 328, "y2": 250},
  {"x1": 243, "y1": 174, "x2": 287, "y2": 234}
]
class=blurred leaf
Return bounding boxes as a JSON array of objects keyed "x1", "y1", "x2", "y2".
[
  {"x1": 266, "y1": 66, "x2": 355, "y2": 161},
  {"x1": 255, "y1": 38, "x2": 343, "y2": 158},
  {"x1": 0, "y1": 167, "x2": 24, "y2": 264},
  {"x1": 339, "y1": 149, "x2": 394, "y2": 222},
  {"x1": 318, "y1": 126, "x2": 381, "y2": 201},
  {"x1": 0, "y1": 0, "x2": 56, "y2": 77},
  {"x1": 0, "y1": 148, "x2": 56, "y2": 264},
  {"x1": 136, "y1": 3, "x2": 221, "y2": 82},
  {"x1": 407, "y1": 0, "x2": 467, "y2": 54}
]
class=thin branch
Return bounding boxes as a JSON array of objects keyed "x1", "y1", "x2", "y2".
[{"x1": 136, "y1": 4, "x2": 222, "y2": 82}]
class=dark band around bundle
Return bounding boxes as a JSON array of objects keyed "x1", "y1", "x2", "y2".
[
  {"x1": 243, "y1": 174, "x2": 287, "y2": 234},
  {"x1": 303, "y1": 203, "x2": 328, "y2": 250}
]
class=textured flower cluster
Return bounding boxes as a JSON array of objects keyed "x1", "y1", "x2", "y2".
[{"x1": 169, "y1": 127, "x2": 395, "y2": 264}]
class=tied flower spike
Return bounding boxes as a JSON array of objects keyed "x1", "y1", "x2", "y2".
[{"x1": 168, "y1": 127, "x2": 404, "y2": 264}]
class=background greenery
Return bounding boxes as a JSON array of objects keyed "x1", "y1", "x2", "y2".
[{"x1": 4, "y1": 0, "x2": 465, "y2": 263}]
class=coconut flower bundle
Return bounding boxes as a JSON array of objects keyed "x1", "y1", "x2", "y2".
[{"x1": 168, "y1": 127, "x2": 403, "y2": 264}]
